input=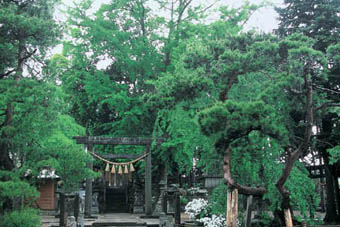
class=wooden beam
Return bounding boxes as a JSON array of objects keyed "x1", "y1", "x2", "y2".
[{"x1": 72, "y1": 136, "x2": 165, "y2": 145}]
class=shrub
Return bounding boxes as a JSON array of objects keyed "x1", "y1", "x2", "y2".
[{"x1": 0, "y1": 208, "x2": 41, "y2": 227}]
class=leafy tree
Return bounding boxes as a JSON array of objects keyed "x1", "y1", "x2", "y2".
[
  {"x1": 0, "y1": 0, "x2": 61, "y2": 171},
  {"x1": 147, "y1": 3, "x2": 267, "y2": 179},
  {"x1": 0, "y1": 1, "x2": 95, "y2": 222},
  {"x1": 183, "y1": 30, "x2": 325, "y2": 225},
  {"x1": 276, "y1": 0, "x2": 340, "y2": 52},
  {"x1": 276, "y1": 0, "x2": 340, "y2": 223},
  {"x1": 60, "y1": 0, "x2": 233, "y2": 185}
]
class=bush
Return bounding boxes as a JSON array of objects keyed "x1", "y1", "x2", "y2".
[{"x1": 0, "y1": 208, "x2": 41, "y2": 227}]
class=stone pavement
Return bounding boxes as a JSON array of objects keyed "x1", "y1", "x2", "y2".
[{"x1": 42, "y1": 212, "x2": 192, "y2": 226}]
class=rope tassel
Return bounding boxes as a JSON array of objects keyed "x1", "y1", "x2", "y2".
[
  {"x1": 111, "y1": 165, "x2": 116, "y2": 174},
  {"x1": 124, "y1": 165, "x2": 129, "y2": 174},
  {"x1": 118, "y1": 165, "x2": 123, "y2": 175},
  {"x1": 130, "y1": 163, "x2": 135, "y2": 172},
  {"x1": 105, "y1": 170, "x2": 110, "y2": 182},
  {"x1": 105, "y1": 163, "x2": 110, "y2": 172}
]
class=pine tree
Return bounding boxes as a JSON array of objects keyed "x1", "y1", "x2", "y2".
[{"x1": 276, "y1": 0, "x2": 340, "y2": 223}]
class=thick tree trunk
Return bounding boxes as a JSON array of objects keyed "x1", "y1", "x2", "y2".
[
  {"x1": 319, "y1": 112, "x2": 340, "y2": 223},
  {"x1": 0, "y1": 41, "x2": 25, "y2": 171},
  {"x1": 276, "y1": 74, "x2": 313, "y2": 227},
  {"x1": 284, "y1": 208, "x2": 293, "y2": 227},
  {"x1": 323, "y1": 154, "x2": 340, "y2": 223},
  {"x1": 226, "y1": 188, "x2": 238, "y2": 227},
  {"x1": 0, "y1": 141, "x2": 14, "y2": 170}
]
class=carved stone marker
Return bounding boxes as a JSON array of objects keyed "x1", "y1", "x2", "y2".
[
  {"x1": 133, "y1": 190, "x2": 144, "y2": 214},
  {"x1": 67, "y1": 216, "x2": 76, "y2": 227},
  {"x1": 78, "y1": 191, "x2": 85, "y2": 227}
]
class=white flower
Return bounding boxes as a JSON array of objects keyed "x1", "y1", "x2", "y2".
[
  {"x1": 199, "y1": 215, "x2": 226, "y2": 227},
  {"x1": 184, "y1": 198, "x2": 208, "y2": 218}
]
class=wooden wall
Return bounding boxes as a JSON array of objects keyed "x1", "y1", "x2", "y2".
[{"x1": 36, "y1": 180, "x2": 56, "y2": 210}]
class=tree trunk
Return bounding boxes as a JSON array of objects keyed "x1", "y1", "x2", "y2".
[
  {"x1": 226, "y1": 190, "x2": 232, "y2": 227},
  {"x1": 323, "y1": 155, "x2": 340, "y2": 223},
  {"x1": 283, "y1": 208, "x2": 293, "y2": 227},
  {"x1": 226, "y1": 188, "x2": 238, "y2": 227},
  {"x1": 0, "y1": 41, "x2": 25, "y2": 171},
  {"x1": 231, "y1": 189, "x2": 238, "y2": 227}
]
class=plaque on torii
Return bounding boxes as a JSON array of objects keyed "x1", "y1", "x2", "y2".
[{"x1": 73, "y1": 136, "x2": 165, "y2": 217}]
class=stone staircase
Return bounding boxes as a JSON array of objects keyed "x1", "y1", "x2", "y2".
[{"x1": 92, "y1": 222, "x2": 147, "y2": 226}]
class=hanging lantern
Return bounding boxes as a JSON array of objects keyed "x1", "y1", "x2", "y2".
[
  {"x1": 111, "y1": 165, "x2": 116, "y2": 174},
  {"x1": 129, "y1": 163, "x2": 135, "y2": 172}
]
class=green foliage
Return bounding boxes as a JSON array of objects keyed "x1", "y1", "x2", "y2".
[
  {"x1": 209, "y1": 183, "x2": 228, "y2": 215},
  {"x1": 276, "y1": 0, "x2": 340, "y2": 51},
  {"x1": 198, "y1": 100, "x2": 286, "y2": 151},
  {"x1": 1, "y1": 0, "x2": 337, "y2": 223},
  {"x1": 0, "y1": 0, "x2": 61, "y2": 76},
  {"x1": 152, "y1": 105, "x2": 212, "y2": 173},
  {"x1": 0, "y1": 208, "x2": 41, "y2": 227},
  {"x1": 328, "y1": 146, "x2": 340, "y2": 164},
  {"x1": 38, "y1": 114, "x2": 96, "y2": 193},
  {"x1": 0, "y1": 171, "x2": 39, "y2": 208}
]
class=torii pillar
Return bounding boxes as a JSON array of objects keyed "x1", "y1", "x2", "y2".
[
  {"x1": 145, "y1": 145, "x2": 152, "y2": 215},
  {"x1": 84, "y1": 143, "x2": 93, "y2": 217}
]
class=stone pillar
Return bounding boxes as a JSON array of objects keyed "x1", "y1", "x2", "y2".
[
  {"x1": 59, "y1": 193, "x2": 66, "y2": 227},
  {"x1": 85, "y1": 143, "x2": 93, "y2": 217},
  {"x1": 78, "y1": 191, "x2": 85, "y2": 227},
  {"x1": 145, "y1": 145, "x2": 152, "y2": 215},
  {"x1": 74, "y1": 193, "x2": 79, "y2": 222}
]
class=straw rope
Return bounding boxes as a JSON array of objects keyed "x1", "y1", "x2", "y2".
[{"x1": 90, "y1": 151, "x2": 149, "y2": 165}]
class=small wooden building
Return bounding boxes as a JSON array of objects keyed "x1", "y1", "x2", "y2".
[{"x1": 35, "y1": 169, "x2": 59, "y2": 210}]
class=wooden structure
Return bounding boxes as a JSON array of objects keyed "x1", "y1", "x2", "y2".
[
  {"x1": 73, "y1": 136, "x2": 164, "y2": 217},
  {"x1": 35, "y1": 169, "x2": 59, "y2": 210},
  {"x1": 36, "y1": 179, "x2": 57, "y2": 210}
]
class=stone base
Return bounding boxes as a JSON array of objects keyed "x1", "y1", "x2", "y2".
[
  {"x1": 91, "y1": 206, "x2": 99, "y2": 214},
  {"x1": 152, "y1": 199, "x2": 162, "y2": 216},
  {"x1": 133, "y1": 205, "x2": 144, "y2": 214},
  {"x1": 159, "y1": 213, "x2": 174, "y2": 227}
]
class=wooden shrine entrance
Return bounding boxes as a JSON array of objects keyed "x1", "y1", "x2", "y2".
[{"x1": 73, "y1": 136, "x2": 164, "y2": 217}]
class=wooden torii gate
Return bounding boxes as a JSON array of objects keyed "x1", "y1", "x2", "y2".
[{"x1": 73, "y1": 136, "x2": 164, "y2": 217}]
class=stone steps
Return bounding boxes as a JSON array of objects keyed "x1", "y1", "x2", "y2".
[{"x1": 92, "y1": 223, "x2": 146, "y2": 226}]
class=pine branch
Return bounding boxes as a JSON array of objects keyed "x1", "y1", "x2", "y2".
[
  {"x1": 0, "y1": 69, "x2": 16, "y2": 79},
  {"x1": 315, "y1": 102, "x2": 340, "y2": 112},
  {"x1": 312, "y1": 84, "x2": 340, "y2": 94}
]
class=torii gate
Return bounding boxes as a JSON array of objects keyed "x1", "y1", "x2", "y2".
[{"x1": 73, "y1": 136, "x2": 164, "y2": 217}]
